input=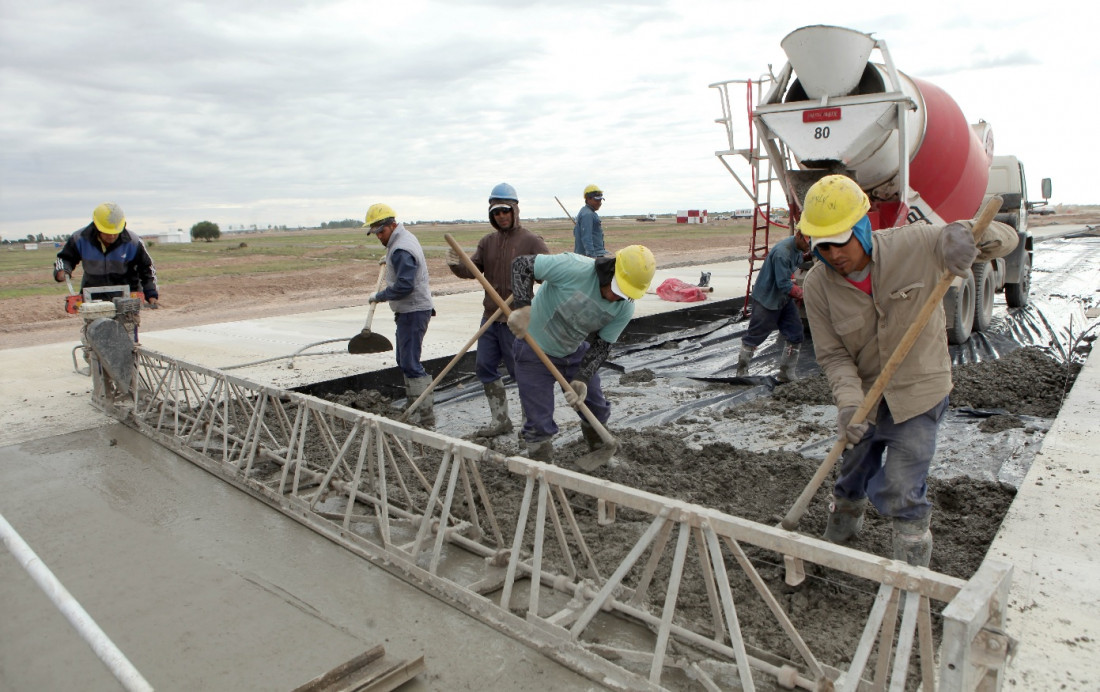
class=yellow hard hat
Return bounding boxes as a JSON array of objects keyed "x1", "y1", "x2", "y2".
[
  {"x1": 92, "y1": 202, "x2": 126, "y2": 235},
  {"x1": 363, "y1": 203, "x2": 396, "y2": 230},
  {"x1": 797, "y1": 175, "x2": 870, "y2": 237},
  {"x1": 614, "y1": 245, "x2": 656, "y2": 300},
  {"x1": 583, "y1": 184, "x2": 603, "y2": 199}
]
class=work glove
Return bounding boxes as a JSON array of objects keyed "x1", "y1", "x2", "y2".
[
  {"x1": 837, "y1": 406, "x2": 870, "y2": 449},
  {"x1": 789, "y1": 284, "x2": 804, "y2": 301},
  {"x1": 368, "y1": 293, "x2": 380, "y2": 305},
  {"x1": 562, "y1": 380, "x2": 587, "y2": 409},
  {"x1": 446, "y1": 248, "x2": 462, "y2": 267},
  {"x1": 941, "y1": 222, "x2": 978, "y2": 278},
  {"x1": 507, "y1": 306, "x2": 532, "y2": 339},
  {"x1": 145, "y1": 298, "x2": 159, "y2": 310}
]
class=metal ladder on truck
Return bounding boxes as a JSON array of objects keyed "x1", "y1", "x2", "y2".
[{"x1": 709, "y1": 76, "x2": 792, "y2": 317}]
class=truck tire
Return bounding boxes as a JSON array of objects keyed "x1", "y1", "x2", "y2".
[
  {"x1": 972, "y1": 262, "x2": 995, "y2": 332},
  {"x1": 944, "y1": 270, "x2": 976, "y2": 345},
  {"x1": 1004, "y1": 251, "x2": 1031, "y2": 308}
]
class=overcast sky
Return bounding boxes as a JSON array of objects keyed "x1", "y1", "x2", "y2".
[{"x1": 0, "y1": 0, "x2": 1088, "y2": 240}]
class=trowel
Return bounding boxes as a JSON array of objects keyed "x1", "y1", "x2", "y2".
[{"x1": 348, "y1": 261, "x2": 393, "y2": 354}]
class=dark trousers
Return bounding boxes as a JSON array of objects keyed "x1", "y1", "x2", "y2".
[
  {"x1": 833, "y1": 396, "x2": 949, "y2": 521},
  {"x1": 475, "y1": 320, "x2": 516, "y2": 384},
  {"x1": 513, "y1": 339, "x2": 610, "y2": 443},
  {"x1": 742, "y1": 297, "x2": 803, "y2": 350},
  {"x1": 394, "y1": 310, "x2": 431, "y2": 378}
]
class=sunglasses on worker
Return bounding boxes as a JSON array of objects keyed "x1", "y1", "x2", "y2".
[{"x1": 491, "y1": 208, "x2": 512, "y2": 216}]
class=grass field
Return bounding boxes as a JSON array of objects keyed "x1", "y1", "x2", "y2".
[{"x1": 0, "y1": 218, "x2": 754, "y2": 300}]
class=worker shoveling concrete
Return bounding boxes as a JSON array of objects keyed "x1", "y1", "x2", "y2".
[{"x1": 347, "y1": 261, "x2": 393, "y2": 354}]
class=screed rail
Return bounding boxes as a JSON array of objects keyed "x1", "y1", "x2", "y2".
[{"x1": 93, "y1": 347, "x2": 1016, "y2": 691}]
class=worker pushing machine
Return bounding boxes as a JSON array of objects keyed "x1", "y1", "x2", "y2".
[
  {"x1": 736, "y1": 228, "x2": 810, "y2": 381},
  {"x1": 364, "y1": 203, "x2": 437, "y2": 429},
  {"x1": 446, "y1": 183, "x2": 549, "y2": 437},
  {"x1": 507, "y1": 245, "x2": 656, "y2": 463},
  {"x1": 800, "y1": 175, "x2": 1017, "y2": 567}
]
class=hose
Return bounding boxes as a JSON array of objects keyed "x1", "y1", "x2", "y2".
[{"x1": 219, "y1": 338, "x2": 349, "y2": 371}]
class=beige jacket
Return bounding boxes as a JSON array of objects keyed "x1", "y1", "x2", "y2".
[{"x1": 804, "y1": 220, "x2": 1018, "y2": 424}]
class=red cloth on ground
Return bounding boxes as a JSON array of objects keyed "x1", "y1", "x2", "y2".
[{"x1": 654, "y1": 278, "x2": 708, "y2": 302}]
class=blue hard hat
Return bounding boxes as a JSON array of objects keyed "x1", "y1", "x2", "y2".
[{"x1": 489, "y1": 182, "x2": 518, "y2": 203}]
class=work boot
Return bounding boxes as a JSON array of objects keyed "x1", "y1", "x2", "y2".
[
  {"x1": 580, "y1": 421, "x2": 605, "y2": 452},
  {"x1": 475, "y1": 380, "x2": 513, "y2": 437},
  {"x1": 892, "y1": 515, "x2": 933, "y2": 567},
  {"x1": 776, "y1": 341, "x2": 801, "y2": 383},
  {"x1": 404, "y1": 375, "x2": 435, "y2": 430},
  {"x1": 736, "y1": 345, "x2": 754, "y2": 377},
  {"x1": 526, "y1": 438, "x2": 554, "y2": 463},
  {"x1": 822, "y1": 496, "x2": 867, "y2": 544}
]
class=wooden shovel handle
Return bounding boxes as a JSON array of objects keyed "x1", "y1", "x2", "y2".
[
  {"x1": 363, "y1": 260, "x2": 387, "y2": 329},
  {"x1": 780, "y1": 196, "x2": 1002, "y2": 530},
  {"x1": 443, "y1": 234, "x2": 616, "y2": 446}
]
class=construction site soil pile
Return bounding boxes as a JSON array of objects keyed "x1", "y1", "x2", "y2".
[{"x1": 314, "y1": 346, "x2": 1081, "y2": 683}]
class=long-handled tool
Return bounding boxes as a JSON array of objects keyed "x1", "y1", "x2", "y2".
[
  {"x1": 780, "y1": 195, "x2": 1002, "y2": 532},
  {"x1": 554, "y1": 196, "x2": 575, "y2": 224},
  {"x1": 401, "y1": 299, "x2": 511, "y2": 422},
  {"x1": 348, "y1": 261, "x2": 393, "y2": 354},
  {"x1": 444, "y1": 234, "x2": 620, "y2": 471}
]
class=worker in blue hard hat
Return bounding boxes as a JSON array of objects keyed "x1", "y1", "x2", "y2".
[
  {"x1": 447, "y1": 183, "x2": 550, "y2": 437},
  {"x1": 800, "y1": 175, "x2": 1018, "y2": 567},
  {"x1": 573, "y1": 184, "x2": 609, "y2": 258}
]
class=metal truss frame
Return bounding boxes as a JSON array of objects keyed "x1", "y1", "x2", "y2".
[{"x1": 93, "y1": 347, "x2": 1016, "y2": 691}]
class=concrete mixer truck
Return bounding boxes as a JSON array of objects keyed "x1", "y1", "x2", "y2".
[{"x1": 711, "y1": 25, "x2": 1051, "y2": 344}]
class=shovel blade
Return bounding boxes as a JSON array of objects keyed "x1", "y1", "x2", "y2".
[
  {"x1": 573, "y1": 439, "x2": 620, "y2": 472},
  {"x1": 348, "y1": 330, "x2": 392, "y2": 354}
]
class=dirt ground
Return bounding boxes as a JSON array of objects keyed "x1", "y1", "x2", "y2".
[{"x1": 0, "y1": 229, "x2": 750, "y2": 348}]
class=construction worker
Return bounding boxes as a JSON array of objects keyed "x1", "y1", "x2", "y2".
[
  {"x1": 573, "y1": 184, "x2": 608, "y2": 258},
  {"x1": 800, "y1": 175, "x2": 1017, "y2": 567},
  {"x1": 54, "y1": 202, "x2": 159, "y2": 308},
  {"x1": 736, "y1": 228, "x2": 811, "y2": 381},
  {"x1": 507, "y1": 245, "x2": 656, "y2": 462},
  {"x1": 364, "y1": 203, "x2": 436, "y2": 428},
  {"x1": 446, "y1": 183, "x2": 550, "y2": 437}
]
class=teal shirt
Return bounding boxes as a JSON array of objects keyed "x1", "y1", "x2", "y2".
[{"x1": 528, "y1": 253, "x2": 634, "y2": 358}]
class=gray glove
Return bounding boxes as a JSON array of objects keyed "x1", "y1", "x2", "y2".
[
  {"x1": 368, "y1": 293, "x2": 380, "y2": 305},
  {"x1": 446, "y1": 248, "x2": 461, "y2": 267},
  {"x1": 837, "y1": 406, "x2": 870, "y2": 448},
  {"x1": 507, "y1": 306, "x2": 531, "y2": 339},
  {"x1": 563, "y1": 380, "x2": 587, "y2": 408},
  {"x1": 941, "y1": 222, "x2": 978, "y2": 278}
]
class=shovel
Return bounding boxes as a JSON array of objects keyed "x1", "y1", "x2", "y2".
[
  {"x1": 348, "y1": 261, "x2": 393, "y2": 354},
  {"x1": 443, "y1": 234, "x2": 620, "y2": 471}
]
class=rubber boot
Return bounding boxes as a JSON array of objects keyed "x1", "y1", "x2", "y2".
[
  {"x1": 476, "y1": 380, "x2": 513, "y2": 437},
  {"x1": 776, "y1": 341, "x2": 801, "y2": 383},
  {"x1": 405, "y1": 375, "x2": 435, "y2": 430},
  {"x1": 822, "y1": 496, "x2": 867, "y2": 544},
  {"x1": 892, "y1": 515, "x2": 933, "y2": 567},
  {"x1": 736, "y1": 345, "x2": 754, "y2": 376},
  {"x1": 580, "y1": 421, "x2": 605, "y2": 452},
  {"x1": 526, "y1": 438, "x2": 554, "y2": 463}
]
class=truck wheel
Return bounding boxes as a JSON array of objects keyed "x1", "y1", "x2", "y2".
[
  {"x1": 944, "y1": 270, "x2": 976, "y2": 345},
  {"x1": 973, "y1": 262, "x2": 995, "y2": 332},
  {"x1": 1005, "y1": 251, "x2": 1031, "y2": 308}
]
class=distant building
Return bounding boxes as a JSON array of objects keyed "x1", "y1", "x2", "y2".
[
  {"x1": 676, "y1": 210, "x2": 708, "y2": 224},
  {"x1": 142, "y1": 231, "x2": 191, "y2": 244}
]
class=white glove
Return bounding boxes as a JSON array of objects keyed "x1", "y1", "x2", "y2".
[
  {"x1": 507, "y1": 306, "x2": 532, "y2": 339},
  {"x1": 941, "y1": 222, "x2": 978, "y2": 278},
  {"x1": 446, "y1": 248, "x2": 461, "y2": 267},
  {"x1": 837, "y1": 406, "x2": 870, "y2": 449},
  {"x1": 563, "y1": 380, "x2": 587, "y2": 408},
  {"x1": 368, "y1": 294, "x2": 380, "y2": 305}
]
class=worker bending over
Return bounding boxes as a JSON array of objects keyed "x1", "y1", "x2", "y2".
[
  {"x1": 447, "y1": 183, "x2": 549, "y2": 437},
  {"x1": 364, "y1": 203, "x2": 436, "y2": 428},
  {"x1": 507, "y1": 245, "x2": 656, "y2": 463},
  {"x1": 800, "y1": 175, "x2": 1017, "y2": 567},
  {"x1": 736, "y1": 228, "x2": 810, "y2": 381}
]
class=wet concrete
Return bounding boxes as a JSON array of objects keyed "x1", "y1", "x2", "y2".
[{"x1": 0, "y1": 424, "x2": 596, "y2": 691}]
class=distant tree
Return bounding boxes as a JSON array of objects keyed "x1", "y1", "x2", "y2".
[
  {"x1": 26, "y1": 234, "x2": 35, "y2": 242},
  {"x1": 321, "y1": 219, "x2": 362, "y2": 229},
  {"x1": 191, "y1": 221, "x2": 221, "y2": 242}
]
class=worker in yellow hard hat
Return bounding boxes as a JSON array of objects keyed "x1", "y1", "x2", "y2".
[
  {"x1": 506, "y1": 244, "x2": 656, "y2": 463},
  {"x1": 799, "y1": 174, "x2": 1018, "y2": 567},
  {"x1": 573, "y1": 184, "x2": 608, "y2": 258},
  {"x1": 364, "y1": 202, "x2": 436, "y2": 428},
  {"x1": 53, "y1": 202, "x2": 160, "y2": 328}
]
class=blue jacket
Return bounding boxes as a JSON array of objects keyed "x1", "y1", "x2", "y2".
[
  {"x1": 751, "y1": 235, "x2": 803, "y2": 311},
  {"x1": 55, "y1": 224, "x2": 159, "y2": 299},
  {"x1": 573, "y1": 204, "x2": 605, "y2": 257}
]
